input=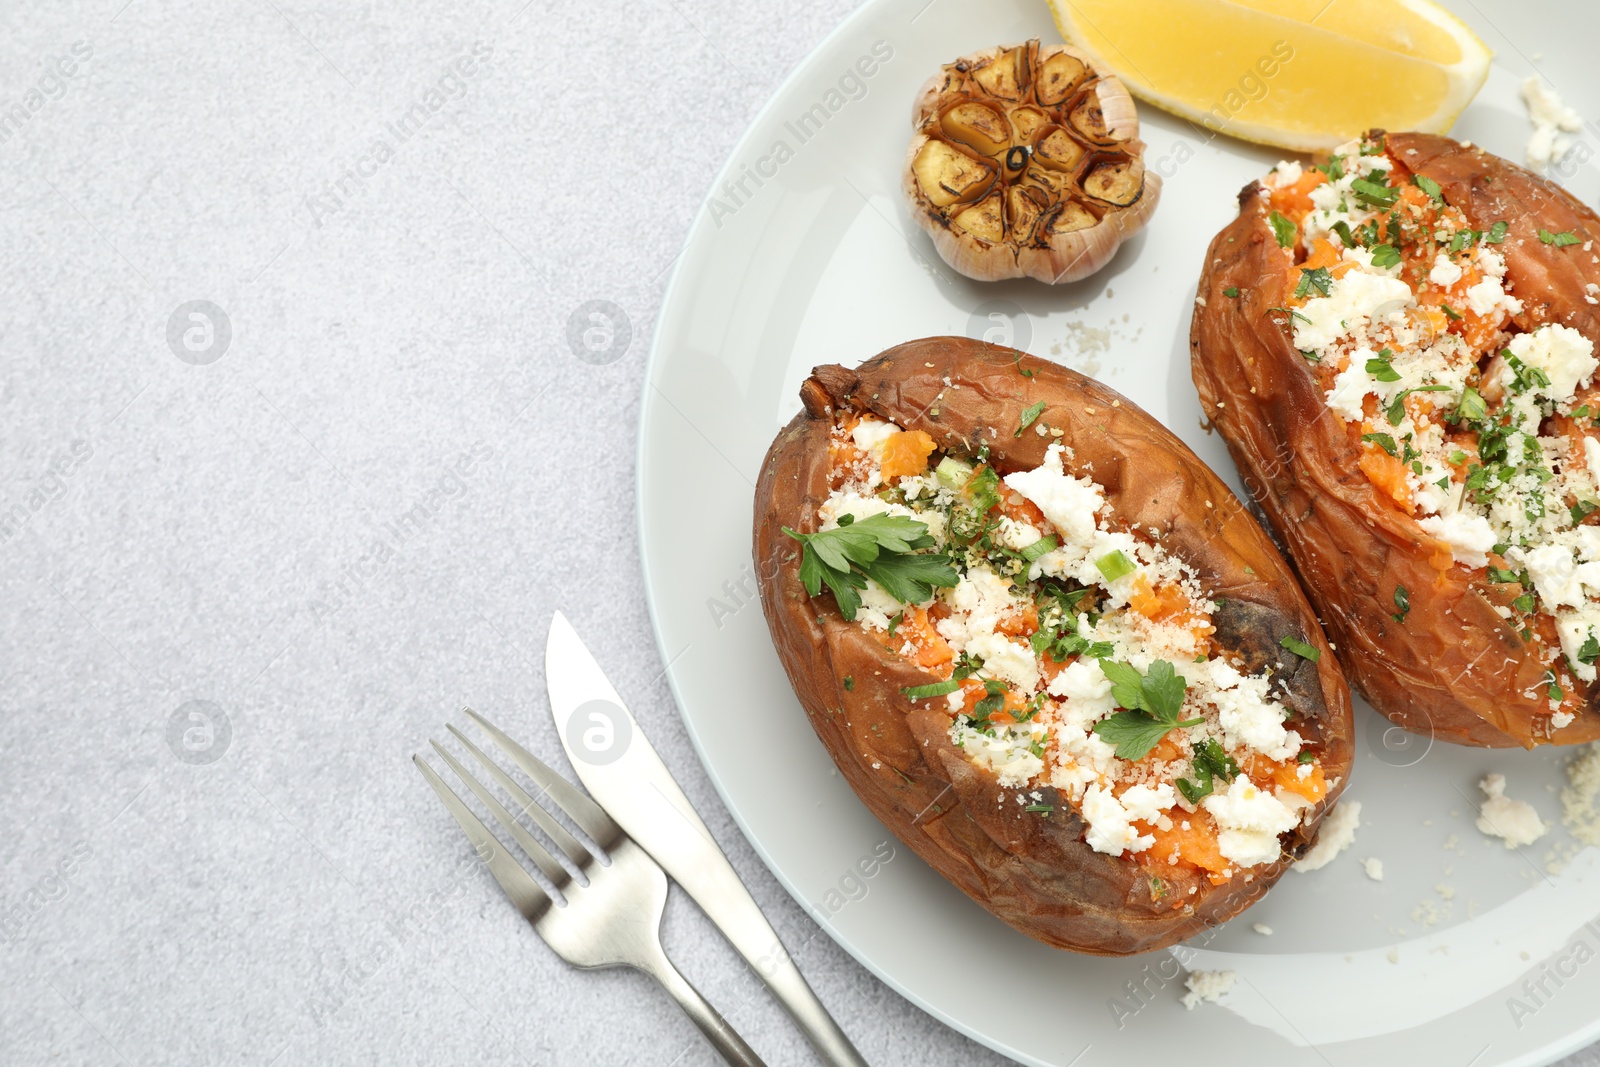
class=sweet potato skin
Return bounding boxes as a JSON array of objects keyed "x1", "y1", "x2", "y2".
[
  {"x1": 1189, "y1": 132, "x2": 1600, "y2": 749},
  {"x1": 754, "y1": 336, "x2": 1354, "y2": 955}
]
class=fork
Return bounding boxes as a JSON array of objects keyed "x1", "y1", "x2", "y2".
[{"x1": 414, "y1": 708, "x2": 767, "y2": 1067}]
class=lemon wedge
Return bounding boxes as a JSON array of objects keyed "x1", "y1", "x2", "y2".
[{"x1": 1045, "y1": 0, "x2": 1491, "y2": 151}]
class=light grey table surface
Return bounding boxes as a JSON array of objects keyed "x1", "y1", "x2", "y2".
[{"x1": 2, "y1": 1, "x2": 1599, "y2": 1065}]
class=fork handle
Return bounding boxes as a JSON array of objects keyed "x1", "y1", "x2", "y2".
[{"x1": 639, "y1": 953, "x2": 768, "y2": 1067}]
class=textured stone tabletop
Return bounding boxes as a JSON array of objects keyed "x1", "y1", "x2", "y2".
[{"x1": 3, "y1": 1, "x2": 1600, "y2": 1065}]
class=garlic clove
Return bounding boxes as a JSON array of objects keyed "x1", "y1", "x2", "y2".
[
  {"x1": 940, "y1": 100, "x2": 1012, "y2": 158},
  {"x1": 911, "y1": 139, "x2": 997, "y2": 208}
]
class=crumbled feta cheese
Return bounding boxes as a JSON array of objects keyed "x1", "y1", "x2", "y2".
[
  {"x1": 1555, "y1": 605, "x2": 1600, "y2": 683},
  {"x1": 1504, "y1": 324, "x2": 1597, "y2": 404},
  {"x1": 1294, "y1": 269, "x2": 1414, "y2": 356},
  {"x1": 1266, "y1": 160, "x2": 1303, "y2": 188},
  {"x1": 1002, "y1": 444, "x2": 1103, "y2": 546},
  {"x1": 1252, "y1": 922, "x2": 1273, "y2": 936},
  {"x1": 1214, "y1": 679, "x2": 1300, "y2": 761},
  {"x1": 1082, "y1": 784, "x2": 1155, "y2": 856},
  {"x1": 1362, "y1": 857, "x2": 1384, "y2": 881},
  {"x1": 1294, "y1": 800, "x2": 1361, "y2": 871},
  {"x1": 1325, "y1": 352, "x2": 1378, "y2": 421},
  {"x1": 1203, "y1": 776, "x2": 1299, "y2": 867},
  {"x1": 1476, "y1": 773, "x2": 1549, "y2": 848},
  {"x1": 850, "y1": 417, "x2": 898, "y2": 454},
  {"x1": 1428, "y1": 253, "x2": 1463, "y2": 288},
  {"x1": 1181, "y1": 969, "x2": 1236, "y2": 1010},
  {"x1": 1417, "y1": 510, "x2": 1498, "y2": 568},
  {"x1": 965, "y1": 632, "x2": 1040, "y2": 692}
]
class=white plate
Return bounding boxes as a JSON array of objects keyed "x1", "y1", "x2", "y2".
[{"x1": 638, "y1": 2, "x2": 1600, "y2": 1063}]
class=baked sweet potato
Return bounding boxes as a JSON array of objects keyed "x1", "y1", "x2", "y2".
[
  {"x1": 1192, "y1": 131, "x2": 1600, "y2": 749},
  {"x1": 754, "y1": 336, "x2": 1354, "y2": 955}
]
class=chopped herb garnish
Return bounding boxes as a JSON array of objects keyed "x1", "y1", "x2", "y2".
[
  {"x1": 1279, "y1": 635, "x2": 1321, "y2": 662},
  {"x1": 901, "y1": 679, "x2": 960, "y2": 699},
  {"x1": 1223, "y1": 286, "x2": 1240, "y2": 298},
  {"x1": 1294, "y1": 266, "x2": 1334, "y2": 299},
  {"x1": 1440, "y1": 303, "x2": 1462, "y2": 320},
  {"x1": 1486, "y1": 220, "x2": 1509, "y2": 244},
  {"x1": 843, "y1": 675, "x2": 854, "y2": 691},
  {"x1": 1546, "y1": 670, "x2": 1564, "y2": 702},
  {"x1": 1095, "y1": 550, "x2": 1136, "y2": 583},
  {"x1": 1513, "y1": 592, "x2": 1536, "y2": 614},
  {"x1": 1392, "y1": 584, "x2": 1411, "y2": 624},
  {"x1": 1267, "y1": 305, "x2": 1314, "y2": 326},
  {"x1": 1178, "y1": 738, "x2": 1242, "y2": 803},
  {"x1": 1297, "y1": 751, "x2": 1315, "y2": 764},
  {"x1": 1015, "y1": 400, "x2": 1047, "y2": 437},
  {"x1": 785, "y1": 513, "x2": 958, "y2": 621},
  {"x1": 1268, "y1": 211, "x2": 1297, "y2": 249},
  {"x1": 1019, "y1": 535, "x2": 1059, "y2": 563},
  {"x1": 1361, "y1": 432, "x2": 1399, "y2": 457},
  {"x1": 1539, "y1": 228, "x2": 1582, "y2": 247},
  {"x1": 1454, "y1": 387, "x2": 1487, "y2": 423},
  {"x1": 1013, "y1": 352, "x2": 1035, "y2": 379},
  {"x1": 1366, "y1": 352, "x2": 1402, "y2": 382},
  {"x1": 1092, "y1": 659, "x2": 1203, "y2": 761},
  {"x1": 1369, "y1": 243, "x2": 1402, "y2": 269},
  {"x1": 1414, "y1": 174, "x2": 1444, "y2": 202},
  {"x1": 1330, "y1": 220, "x2": 1356, "y2": 248},
  {"x1": 886, "y1": 610, "x2": 903, "y2": 634},
  {"x1": 1581, "y1": 633, "x2": 1600, "y2": 666},
  {"x1": 1351, "y1": 177, "x2": 1398, "y2": 208},
  {"x1": 1023, "y1": 802, "x2": 1054, "y2": 814},
  {"x1": 1386, "y1": 385, "x2": 1451, "y2": 426}
]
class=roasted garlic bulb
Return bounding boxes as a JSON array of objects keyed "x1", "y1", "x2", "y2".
[{"x1": 903, "y1": 41, "x2": 1160, "y2": 284}]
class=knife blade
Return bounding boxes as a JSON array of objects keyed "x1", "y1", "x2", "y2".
[{"x1": 544, "y1": 611, "x2": 867, "y2": 1067}]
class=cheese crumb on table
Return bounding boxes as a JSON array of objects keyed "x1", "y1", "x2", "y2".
[
  {"x1": 1520, "y1": 76, "x2": 1584, "y2": 175},
  {"x1": 1362, "y1": 857, "x2": 1384, "y2": 881},
  {"x1": 1181, "y1": 969, "x2": 1236, "y2": 1010},
  {"x1": 1252, "y1": 922, "x2": 1273, "y2": 936},
  {"x1": 1561, "y1": 742, "x2": 1600, "y2": 845},
  {"x1": 1293, "y1": 800, "x2": 1361, "y2": 871},
  {"x1": 1476, "y1": 773, "x2": 1549, "y2": 848}
]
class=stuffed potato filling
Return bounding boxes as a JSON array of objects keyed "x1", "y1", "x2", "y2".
[
  {"x1": 1262, "y1": 135, "x2": 1600, "y2": 731},
  {"x1": 786, "y1": 410, "x2": 1331, "y2": 882}
]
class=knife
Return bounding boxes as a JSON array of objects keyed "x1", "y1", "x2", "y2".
[{"x1": 544, "y1": 611, "x2": 869, "y2": 1067}]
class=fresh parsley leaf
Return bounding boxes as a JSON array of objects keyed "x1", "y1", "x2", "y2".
[
  {"x1": 1094, "y1": 550, "x2": 1135, "y2": 583},
  {"x1": 1440, "y1": 303, "x2": 1462, "y2": 320},
  {"x1": 1513, "y1": 592, "x2": 1536, "y2": 614},
  {"x1": 1268, "y1": 210, "x2": 1297, "y2": 248},
  {"x1": 1369, "y1": 243, "x2": 1402, "y2": 269},
  {"x1": 843, "y1": 676, "x2": 854, "y2": 691},
  {"x1": 1091, "y1": 659, "x2": 1202, "y2": 760},
  {"x1": 1330, "y1": 220, "x2": 1356, "y2": 248},
  {"x1": 1013, "y1": 352, "x2": 1034, "y2": 378},
  {"x1": 1539, "y1": 228, "x2": 1582, "y2": 247},
  {"x1": 1351, "y1": 177, "x2": 1398, "y2": 208},
  {"x1": 1266, "y1": 305, "x2": 1314, "y2": 325},
  {"x1": 1093, "y1": 713, "x2": 1178, "y2": 762},
  {"x1": 1177, "y1": 738, "x2": 1240, "y2": 803},
  {"x1": 1486, "y1": 220, "x2": 1509, "y2": 244},
  {"x1": 1573, "y1": 500, "x2": 1599, "y2": 525},
  {"x1": 785, "y1": 514, "x2": 956, "y2": 621},
  {"x1": 1294, "y1": 266, "x2": 1334, "y2": 299},
  {"x1": 1015, "y1": 401, "x2": 1047, "y2": 437},
  {"x1": 1279, "y1": 635, "x2": 1321, "y2": 662},
  {"x1": 1392, "y1": 584, "x2": 1411, "y2": 623},
  {"x1": 1414, "y1": 174, "x2": 1443, "y2": 202},
  {"x1": 1023, "y1": 802, "x2": 1054, "y2": 814},
  {"x1": 1547, "y1": 670, "x2": 1564, "y2": 702},
  {"x1": 1223, "y1": 286, "x2": 1240, "y2": 298},
  {"x1": 1361, "y1": 432, "x2": 1399, "y2": 457},
  {"x1": 1581, "y1": 633, "x2": 1600, "y2": 666},
  {"x1": 1316, "y1": 156, "x2": 1345, "y2": 182},
  {"x1": 1297, "y1": 751, "x2": 1315, "y2": 764},
  {"x1": 1366, "y1": 354, "x2": 1401, "y2": 382}
]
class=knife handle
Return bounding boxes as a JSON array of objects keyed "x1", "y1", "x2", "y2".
[{"x1": 758, "y1": 947, "x2": 870, "y2": 1067}]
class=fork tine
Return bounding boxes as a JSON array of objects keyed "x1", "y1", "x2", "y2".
[
  {"x1": 462, "y1": 708, "x2": 621, "y2": 846},
  {"x1": 412, "y1": 754, "x2": 551, "y2": 923},
  {"x1": 428, "y1": 741, "x2": 573, "y2": 889},
  {"x1": 446, "y1": 724, "x2": 592, "y2": 870}
]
